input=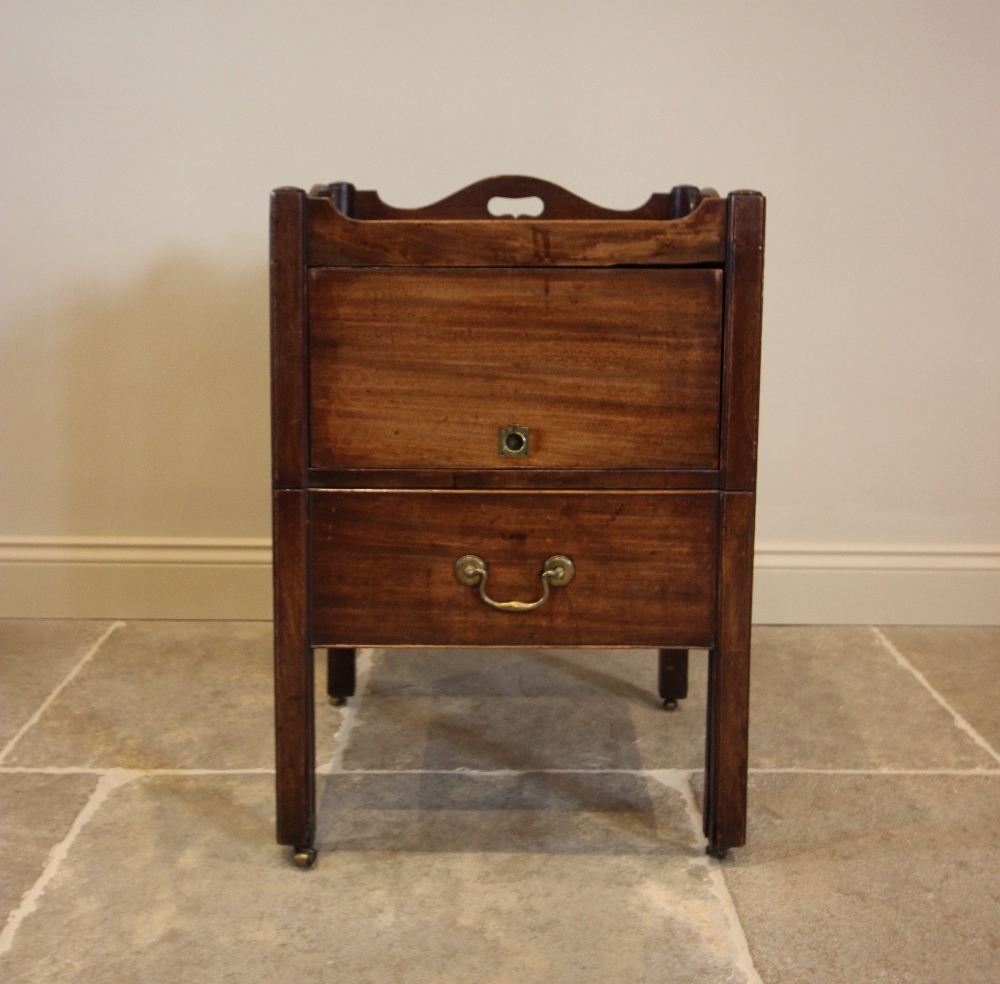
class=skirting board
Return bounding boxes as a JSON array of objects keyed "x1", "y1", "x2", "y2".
[
  {"x1": 0, "y1": 538, "x2": 272, "y2": 622},
  {"x1": 0, "y1": 537, "x2": 997, "y2": 624}
]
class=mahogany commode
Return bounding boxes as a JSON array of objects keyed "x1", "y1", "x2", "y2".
[{"x1": 270, "y1": 176, "x2": 765, "y2": 867}]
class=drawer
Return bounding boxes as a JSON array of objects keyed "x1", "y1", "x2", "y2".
[
  {"x1": 309, "y1": 491, "x2": 717, "y2": 648},
  {"x1": 309, "y1": 268, "x2": 723, "y2": 471}
]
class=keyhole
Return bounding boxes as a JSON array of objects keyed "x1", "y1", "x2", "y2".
[
  {"x1": 499, "y1": 425, "x2": 530, "y2": 458},
  {"x1": 487, "y1": 195, "x2": 544, "y2": 218},
  {"x1": 504, "y1": 431, "x2": 525, "y2": 453}
]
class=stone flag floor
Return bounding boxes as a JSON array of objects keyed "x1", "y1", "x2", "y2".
[{"x1": 0, "y1": 622, "x2": 998, "y2": 982}]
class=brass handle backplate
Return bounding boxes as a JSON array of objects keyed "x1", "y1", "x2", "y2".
[{"x1": 454, "y1": 554, "x2": 575, "y2": 612}]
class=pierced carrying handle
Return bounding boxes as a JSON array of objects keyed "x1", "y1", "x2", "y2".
[
  {"x1": 454, "y1": 554, "x2": 575, "y2": 612},
  {"x1": 448, "y1": 176, "x2": 567, "y2": 216}
]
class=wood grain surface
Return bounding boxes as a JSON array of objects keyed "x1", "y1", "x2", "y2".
[
  {"x1": 272, "y1": 489, "x2": 314, "y2": 847},
  {"x1": 270, "y1": 188, "x2": 309, "y2": 488},
  {"x1": 305, "y1": 194, "x2": 727, "y2": 267},
  {"x1": 704, "y1": 491, "x2": 755, "y2": 850},
  {"x1": 306, "y1": 468, "x2": 720, "y2": 490},
  {"x1": 309, "y1": 491, "x2": 717, "y2": 648},
  {"x1": 720, "y1": 192, "x2": 766, "y2": 490},
  {"x1": 309, "y1": 268, "x2": 723, "y2": 471}
]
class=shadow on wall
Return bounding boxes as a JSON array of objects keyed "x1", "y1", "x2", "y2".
[{"x1": 0, "y1": 254, "x2": 271, "y2": 538}]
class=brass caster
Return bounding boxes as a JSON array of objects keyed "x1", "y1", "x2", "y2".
[
  {"x1": 706, "y1": 845, "x2": 728, "y2": 860},
  {"x1": 662, "y1": 698, "x2": 679, "y2": 711},
  {"x1": 293, "y1": 846, "x2": 317, "y2": 868},
  {"x1": 329, "y1": 696, "x2": 347, "y2": 707}
]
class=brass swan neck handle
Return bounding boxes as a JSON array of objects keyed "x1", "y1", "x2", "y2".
[{"x1": 454, "y1": 554, "x2": 575, "y2": 612}]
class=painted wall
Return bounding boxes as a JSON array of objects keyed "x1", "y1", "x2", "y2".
[{"x1": 1, "y1": 1, "x2": 998, "y2": 621}]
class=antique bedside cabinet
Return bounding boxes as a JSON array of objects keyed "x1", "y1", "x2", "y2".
[{"x1": 270, "y1": 176, "x2": 765, "y2": 867}]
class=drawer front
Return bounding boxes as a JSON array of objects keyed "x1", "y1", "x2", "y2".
[
  {"x1": 309, "y1": 268, "x2": 723, "y2": 471},
  {"x1": 310, "y1": 491, "x2": 717, "y2": 648}
]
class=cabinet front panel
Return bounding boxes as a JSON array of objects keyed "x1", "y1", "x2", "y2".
[
  {"x1": 310, "y1": 491, "x2": 716, "y2": 648},
  {"x1": 309, "y1": 268, "x2": 722, "y2": 471}
]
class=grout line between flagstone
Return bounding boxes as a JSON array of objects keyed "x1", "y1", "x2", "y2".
[
  {"x1": 0, "y1": 766, "x2": 276, "y2": 775},
  {"x1": 0, "y1": 621, "x2": 125, "y2": 765},
  {"x1": 872, "y1": 626, "x2": 1000, "y2": 766},
  {"x1": 0, "y1": 768, "x2": 140, "y2": 958},
  {"x1": 3, "y1": 765, "x2": 1000, "y2": 777},
  {"x1": 648, "y1": 770, "x2": 763, "y2": 984},
  {"x1": 749, "y1": 766, "x2": 999, "y2": 774}
]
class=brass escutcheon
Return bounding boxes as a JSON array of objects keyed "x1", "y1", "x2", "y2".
[
  {"x1": 499, "y1": 424, "x2": 530, "y2": 458},
  {"x1": 454, "y1": 554, "x2": 574, "y2": 612}
]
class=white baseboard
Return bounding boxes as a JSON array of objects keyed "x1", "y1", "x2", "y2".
[
  {"x1": 753, "y1": 544, "x2": 1000, "y2": 625},
  {"x1": 0, "y1": 537, "x2": 272, "y2": 620},
  {"x1": 0, "y1": 537, "x2": 997, "y2": 624}
]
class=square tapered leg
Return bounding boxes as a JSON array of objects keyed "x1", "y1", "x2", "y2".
[
  {"x1": 273, "y1": 490, "x2": 315, "y2": 858},
  {"x1": 704, "y1": 492, "x2": 754, "y2": 857},
  {"x1": 327, "y1": 647, "x2": 357, "y2": 705},
  {"x1": 658, "y1": 649, "x2": 689, "y2": 709}
]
